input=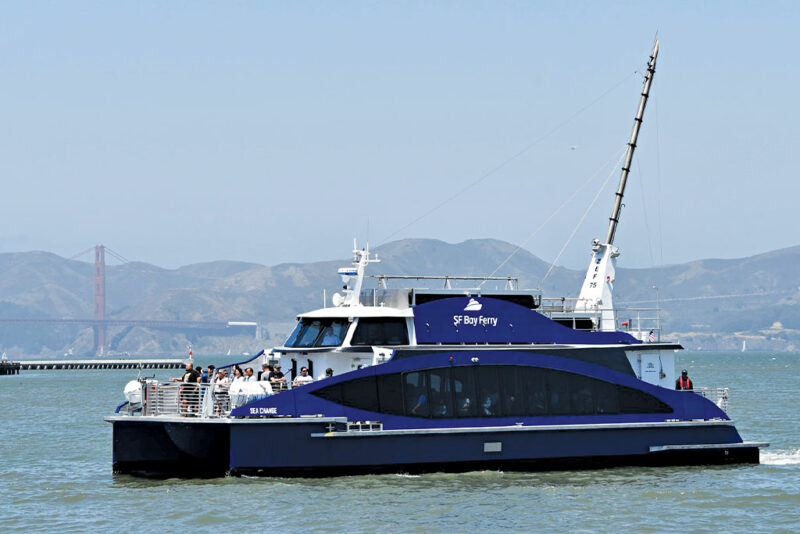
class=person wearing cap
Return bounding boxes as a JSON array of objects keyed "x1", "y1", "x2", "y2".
[
  {"x1": 675, "y1": 369, "x2": 693, "y2": 390},
  {"x1": 259, "y1": 363, "x2": 272, "y2": 381},
  {"x1": 268, "y1": 364, "x2": 286, "y2": 385}
]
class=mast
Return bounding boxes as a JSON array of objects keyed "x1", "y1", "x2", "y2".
[
  {"x1": 605, "y1": 40, "x2": 659, "y2": 245},
  {"x1": 576, "y1": 41, "x2": 659, "y2": 332}
]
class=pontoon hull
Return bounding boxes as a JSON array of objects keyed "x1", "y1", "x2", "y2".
[{"x1": 108, "y1": 416, "x2": 763, "y2": 478}]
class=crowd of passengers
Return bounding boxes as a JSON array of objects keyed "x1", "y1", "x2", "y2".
[{"x1": 169, "y1": 362, "x2": 333, "y2": 416}]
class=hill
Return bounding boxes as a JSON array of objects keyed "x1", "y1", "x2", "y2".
[{"x1": 0, "y1": 240, "x2": 798, "y2": 356}]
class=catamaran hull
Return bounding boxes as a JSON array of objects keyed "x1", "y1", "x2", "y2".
[{"x1": 108, "y1": 416, "x2": 763, "y2": 478}]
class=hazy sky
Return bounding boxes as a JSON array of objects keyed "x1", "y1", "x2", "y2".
[{"x1": 2, "y1": 2, "x2": 798, "y2": 271}]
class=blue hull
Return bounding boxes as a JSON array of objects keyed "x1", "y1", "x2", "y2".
[{"x1": 109, "y1": 417, "x2": 760, "y2": 478}]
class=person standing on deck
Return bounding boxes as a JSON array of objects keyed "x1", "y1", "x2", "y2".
[{"x1": 675, "y1": 369, "x2": 693, "y2": 390}]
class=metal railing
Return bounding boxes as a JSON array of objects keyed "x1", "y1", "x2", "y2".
[
  {"x1": 691, "y1": 387, "x2": 729, "y2": 413},
  {"x1": 123, "y1": 380, "x2": 284, "y2": 418}
]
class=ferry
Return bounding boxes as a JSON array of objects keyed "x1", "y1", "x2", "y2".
[{"x1": 106, "y1": 41, "x2": 767, "y2": 477}]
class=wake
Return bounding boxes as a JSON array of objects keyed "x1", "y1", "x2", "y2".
[{"x1": 761, "y1": 448, "x2": 800, "y2": 466}]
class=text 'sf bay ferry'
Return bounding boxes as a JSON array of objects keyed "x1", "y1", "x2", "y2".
[{"x1": 106, "y1": 41, "x2": 767, "y2": 477}]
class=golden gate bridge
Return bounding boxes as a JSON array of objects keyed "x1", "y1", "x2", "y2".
[{"x1": 0, "y1": 245, "x2": 259, "y2": 356}]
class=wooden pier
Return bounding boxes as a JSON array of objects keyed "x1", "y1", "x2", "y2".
[{"x1": 18, "y1": 359, "x2": 187, "y2": 371}]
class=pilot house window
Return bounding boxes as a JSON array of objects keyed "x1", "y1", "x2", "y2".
[
  {"x1": 351, "y1": 318, "x2": 409, "y2": 346},
  {"x1": 285, "y1": 319, "x2": 350, "y2": 348}
]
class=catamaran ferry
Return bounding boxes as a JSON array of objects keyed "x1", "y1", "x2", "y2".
[{"x1": 106, "y1": 41, "x2": 767, "y2": 477}]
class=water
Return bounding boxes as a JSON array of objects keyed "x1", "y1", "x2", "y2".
[{"x1": 1, "y1": 352, "x2": 798, "y2": 532}]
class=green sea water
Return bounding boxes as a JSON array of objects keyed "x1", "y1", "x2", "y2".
[{"x1": 1, "y1": 352, "x2": 798, "y2": 532}]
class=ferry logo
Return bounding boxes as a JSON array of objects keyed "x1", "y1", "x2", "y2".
[{"x1": 464, "y1": 298, "x2": 482, "y2": 311}]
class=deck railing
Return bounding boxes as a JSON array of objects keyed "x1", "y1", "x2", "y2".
[
  {"x1": 691, "y1": 387, "x2": 729, "y2": 413},
  {"x1": 125, "y1": 381, "x2": 283, "y2": 418}
]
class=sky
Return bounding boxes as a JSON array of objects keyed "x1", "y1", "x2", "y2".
[{"x1": 2, "y1": 1, "x2": 799, "y2": 271}]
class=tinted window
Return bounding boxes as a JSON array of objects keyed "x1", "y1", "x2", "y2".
[
  {"x1": 453, "y1": 366, "x2": 477, "y2": 417},
  {"x1": 429, "y1": 368, "x2": 453, "y2": 418},
  {"x1": 522, "y1": 367, "x2": 548, "y2": 416},
  {"x1": 499, "y1": 366, "x2": 525, "y2": 417},
  {"x1": 310, "y1": 365, "x2": 673, "y2": 418},
  {"x1": 340, "y1": 376, "x2": 379, "y2": 411},
  {"x1": 351, "y1": 318, "x2": 409, "y2": 346},
  {"x1": 568, "y1": 375, "x2": 596, "y2": 416},
  {"x1": 377, "y1": 373, "x2": 405, "y2": 415},
  {"x1": 404, "y1": 371, "x2": 429, "y2": 417},
  {"x1": 477, "y1": 366, "x2": 501, "y2": 416},
  {"x1": 313, "y1": 382, "x2": 342, "y2": 404},
  {"x1": 546, "y1": 370, "x2": 572, "y2": 415},
  {"x1": 594, "y1": 379, "x2": 621, "y2": 414}
]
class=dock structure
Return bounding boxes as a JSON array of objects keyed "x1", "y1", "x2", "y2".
[
  {"x1": 0, "y1": 361, "x2": 21, "y2": 375},
  {"x1": 19, "y1": 359, "x2": 187, "y2": 371}
]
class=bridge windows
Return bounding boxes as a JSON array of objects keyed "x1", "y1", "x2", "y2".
[
  {"x1": 311, "y1": 364, "x2": 673, "y2": 418},
  {"x1": 285, "y1": 319, "x2": 351, "y2": 348},
  {"x1": 351, "y1": 318, "x2": 409, "y2": 346}
]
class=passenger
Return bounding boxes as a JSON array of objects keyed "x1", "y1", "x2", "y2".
[
  {"x1": 675, "y1": 369, "x2": 694, "y2": 390},
  {"x1": 171, "y1": 362, "x2": 199, "y2": 383},
  {"x1": 213, "y1": 369, "x2": 230, "y2": 414},
  {"x1": 269, "y1": 364, "x2": 287, "y2": 386},
  {"x1": 259, "y1": 363, "x2": 272, "y2": 381},
  {"x1": 435, "y1": 397, "x2": 448, "y2": 416},
  {"x1": 457, "y1": 396, "x2": 472, "y2": 416},
  {"x1": 198, "y1": 366, "x2": 209, "y2": 384},
  {"x1": 410, "y1": 389, "x2": 427, "y2": 415},
  {"x1": 504, "y1": 394, "x2": 518, "y2": 414},
  {"x1": 292, "y1": 366, "x2": 314, "y2": 387},
  {"x1": 244, "y1": 367, "x2": 256, "y2": 382},
  {"x1": 319, "y1": 367, "x2": 334, "y2": 380},
  {"x1": 320, "y1": 326, "x2": 341, "y2": 345},
  {"x1": 231, "y1": 366, "x2": 245, "y2": 384},
  {"x1": 171, "y1": 362, "x2": 200, "y2": 415},
  {"x1": 482, "y1": 394, "x2": 498, "y2": 416}
]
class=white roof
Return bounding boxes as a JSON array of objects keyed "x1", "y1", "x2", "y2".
[{"x1": 298, "y1": 305, "x2": 413, "y2": 319}]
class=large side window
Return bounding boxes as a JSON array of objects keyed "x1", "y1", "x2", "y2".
[
  {"x1": 340, "y1": 376, "x2": 379, "y2": 411},
  {"x1": 310, "y1": 364, "x2": 672, "y2": 417},
  {"x1": 351, "y1": 318, "x2": 409, "y2": 346},
  {"x1": 546, "y1": 370, "x2": 573, "y2": 415},
  {"x1": 499, "y1": 366, "x2": 526, "y2": 417},
  {"x1": 404, "y1": 371, "x2": 429, "y2": 417},
  {"x1": 476, "y1": 366, "x2": 502, "y2": 417},
  {"x1": 522, "y1": 367, "x2": 548, "y2": 416},
  {"x1": 453, "y1": 366, "x2": 477, "y2": 417},
  {"x1": 377, "y1": 373, "x2": 405, "y2": 415},
  {"x1": 618, "y1": 385, "x2": 671, "y2": 414},
  {"x1": 428, "y1": 368, "x2": 453, "y2": 418}
]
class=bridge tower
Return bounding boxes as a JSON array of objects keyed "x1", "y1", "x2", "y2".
[{"x1": 93, "y1": 245, "x2": 106, "y2": 356}]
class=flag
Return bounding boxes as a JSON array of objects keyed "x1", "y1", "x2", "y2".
[{"x1": 648, "y1": 331, "x2": 655, "y2": 342}]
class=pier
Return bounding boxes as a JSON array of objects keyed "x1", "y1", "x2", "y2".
[
  {"x1": 0, "y1": 360, "x2": 21, "y2": 375},
  {"x1": 19, "y1": 359, "x2": 187, "y2": 371}
]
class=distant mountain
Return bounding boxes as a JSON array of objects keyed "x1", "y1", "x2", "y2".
[{"x1": 0, "y1": 240, "x2": 798, "y2": 356}]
